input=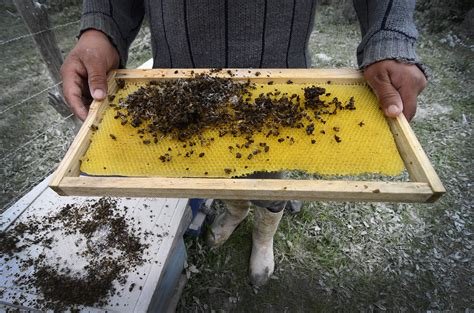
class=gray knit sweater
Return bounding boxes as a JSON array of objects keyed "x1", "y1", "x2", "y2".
[{"x1": 80, "y1": 0, "x2": 421, "y2": 70}]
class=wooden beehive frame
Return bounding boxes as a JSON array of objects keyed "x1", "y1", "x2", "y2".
[{"x1": 50, "y1": 69, "x2": 445, "y2": 203}]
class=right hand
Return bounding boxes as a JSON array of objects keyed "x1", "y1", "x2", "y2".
[{"x1": 60, "y1": 29, "x2": 120, "y2": 121}]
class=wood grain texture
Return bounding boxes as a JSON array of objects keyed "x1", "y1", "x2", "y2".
[
  {"x1": 387, "y1": 115, "x2": 445, "y2": 202},
  {"x1": 57, "y1": 177, "x2": 433, "y2": 203},
  {"x1": 50, "y1": 72, "x2": 118, "y2": 193},
  {"x1": 114, "y1": 68, "x2": 366, "y2": 84}
]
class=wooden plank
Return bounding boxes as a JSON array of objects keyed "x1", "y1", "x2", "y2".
[
  {"x1": 387, "y1": 115, "x2": 445, "y2": 202},
  {"x1": 113, "y1": 68, "x2": 366, "y2": 84},
  {"x1": 56, "y1": 177, "x2": 433, "y2": 203},
  {"x1": 0, "y1": 175, "x2": 51, "y2": 231},
  {"x1": 49, "y1": 72, "x2": 118, "y2": 193}
]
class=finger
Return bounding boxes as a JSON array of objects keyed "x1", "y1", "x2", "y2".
[
  {"x1": 366, "y1": 71, "x2": 403, "y2": 118},
  {"x1": 61, "y1": 60, "x2": 89, "y2": 121},
  {"x1": 83, "y1": 50, "x2": 108, "y2": 100},
  {"x1": 398, "y1": 85, "x2": 418, "y2": 122}
]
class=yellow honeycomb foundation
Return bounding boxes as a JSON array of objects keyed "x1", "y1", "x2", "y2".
[{"x1": 80, "y1": 81, "x2": 404, "y2": 178}]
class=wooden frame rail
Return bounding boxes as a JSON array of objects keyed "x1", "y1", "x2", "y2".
[{"x1": 50, "y1": 69, "x2": 445, "y2": 203}]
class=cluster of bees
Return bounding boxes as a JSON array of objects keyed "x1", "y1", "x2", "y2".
[{"x1": 102, "y1": 74, "x2": 363, "y2": 169}]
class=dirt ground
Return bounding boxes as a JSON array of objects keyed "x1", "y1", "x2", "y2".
[{"x1": 0, "y1": 1, "x2": 472, "y2": 312}]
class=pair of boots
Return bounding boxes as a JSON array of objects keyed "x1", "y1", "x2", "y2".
[{"x1": 206, "y1": 200, "x2": 283, "y2": 287}]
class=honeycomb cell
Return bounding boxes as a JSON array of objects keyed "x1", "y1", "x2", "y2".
[{"x1": 80, "y1": 81, "x2": 404, "y2": 177}]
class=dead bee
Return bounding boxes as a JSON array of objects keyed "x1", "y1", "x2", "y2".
[
  {"x1": 116, "y1": 79, "x2": 126, "y2": 89},
  {"x1": 306, "y1": 123, "x2": 315, "y2": 135},
  {"x1": 334, "y1": 135, "x2": 342, "y2": 143}
]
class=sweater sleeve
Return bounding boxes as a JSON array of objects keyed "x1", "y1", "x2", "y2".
[
  {"x1": 79, "y1": 0, "x2": 145, "y2": 66},
  {"x1": 353, "y1": 0, "x2": 426, "y2": 74}
]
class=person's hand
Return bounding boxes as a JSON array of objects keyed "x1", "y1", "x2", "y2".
[
  {"x1": 364, "y1": 60, "x2": 427, "y2": 122},
  {"x1": 60, "y1": 29, "x2": 120, "y2": 121}
]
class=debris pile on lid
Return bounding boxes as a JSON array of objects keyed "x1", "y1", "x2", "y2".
[{"x1": 0, "y1": 198, "x2": 149, "y2": 311}]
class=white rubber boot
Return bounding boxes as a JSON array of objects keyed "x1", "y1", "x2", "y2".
[
  {"x1": 206, "y1": 200, "x2": 250, "y2": 248},
  {"x1": 249, "y1": 207, "x2": 284, "y2": 287}
]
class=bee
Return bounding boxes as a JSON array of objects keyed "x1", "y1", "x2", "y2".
[
  {"x1": 143, "y1": 140, "x2": 151, "y2": 145},
  {"x1": 109, "y1": 134, "x2": 117, "y2": 140},
  {"x1": 224, "y1": 168, "x2": 232, "y2": 174},
  {"x1": 236, "y1": 153, "x2": 242, "y2": 159},
  {"x1": 358, "y1": 121, "x2": 365, "y2": 127},
  {"x1": 199, "y1": 152, "x2": 205, "y2": 157},
  {"x1": 333, "y1": 127, "x2": 340, "y2": 132},
  {"x1": 334, "y1": 135, "x2": 342, "y2": 143},
  {"x1": 116, "y1": 79, "x2": 126, "y2": 89}
]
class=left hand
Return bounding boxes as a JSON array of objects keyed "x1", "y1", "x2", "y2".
[{"x1": 364, "y1": 60, "x2": 427, "y2": 122}]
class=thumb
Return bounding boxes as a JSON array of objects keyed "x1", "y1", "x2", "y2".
[
  {"x1": 366, "y1": 72, "x2": 403, "y2": 118},
  {"x1": 83, "y1": 54, "x2": 108, "y2": 100}
]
